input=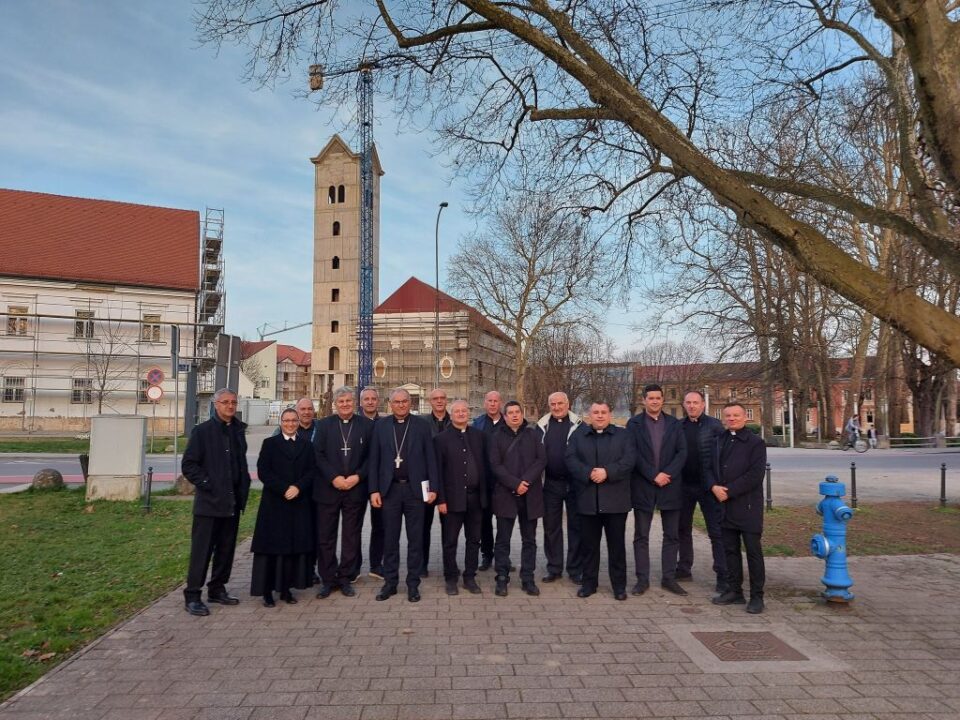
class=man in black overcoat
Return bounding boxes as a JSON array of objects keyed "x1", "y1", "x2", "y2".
[
  {"x1": 710, "y1": 402, "x2": 768, "y2": 614},
  {"x1": 677, "y1": 390, "x2": 728, "y2": 592},
  {"x1": 421, "y1": 387, "x2": 452, "y2": 577},
  {"x1": 356, "y1": 385, "x2": 383, "y2": 580},
  {"x1": 626, "y1": 384, "x2": 688, "y2": 596},
  {"x1": 181, "y1": 388, "x2": 252, "y2": 616},
  {"x1": 313, "y1": 386, "x2": 373, "y2": 598},
  {"x1": 565, "y1": 402, "x2": 635, "y2": 600},
  {"x1": 489, "y1": 401, "x2": 546, "y2": 597},
  {"x1": 369, "y1": 388, "x2": 438, "y2": 602},
  {"x1": 434, "y1": 399, "x2": 487, "y2": 595}
]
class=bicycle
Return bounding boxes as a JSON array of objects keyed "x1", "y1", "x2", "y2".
[{"x1": 840, "y1": 431, "x2": 869, "y2": 453}]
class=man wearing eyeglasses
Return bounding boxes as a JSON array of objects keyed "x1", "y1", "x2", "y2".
[{"x1": 181, "y1": 388, "x2": 252, "y2": 616}]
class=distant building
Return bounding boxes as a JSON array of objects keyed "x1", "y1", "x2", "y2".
[
  {"x1": 275, "y1": 344, "x2": 311, "y2": 402},
  {"x1": 0, "y1": 189, "x2": 223, "y2": 432},
  {"x1": 239, "y1": 340, "x2": 277, "y2": 400}
]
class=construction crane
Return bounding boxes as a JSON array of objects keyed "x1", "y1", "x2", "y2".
[
  {"x1": 257, "y1": 320, "x2": 313, "y2": 341},
  {"x1": 309, "y1": 60, "x2": 383, "y2": 393}
]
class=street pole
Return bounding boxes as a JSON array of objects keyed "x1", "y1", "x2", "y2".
[
  {"x1": 704, "y1": 385, "x2": 710, "y2": 415},
  {"x1": 434, "y1": 201, "x2": 448, "y2": 389},
  {"x1": 788, "y1": 388, "x2": 795, "y2": 449}
]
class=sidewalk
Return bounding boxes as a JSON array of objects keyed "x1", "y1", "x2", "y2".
[{"x1": 2, "y1": 517, "x2": 958, "y2": 719}]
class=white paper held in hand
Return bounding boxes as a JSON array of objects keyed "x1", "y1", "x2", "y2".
[{"x1": 421, "y1": 480, "x2": 430, "y2": 502}]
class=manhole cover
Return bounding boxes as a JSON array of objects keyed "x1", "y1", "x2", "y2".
[{"x1": 692, "y1": 631, "x2": 808, "y2": 662}]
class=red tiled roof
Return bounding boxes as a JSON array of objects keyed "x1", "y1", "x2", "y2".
[
  {"x1": 240, "y1": 340, "x2": 275, "y2": 360},
  {"x1": 374, "y1": 276, "x2": 510, "y2": 342},
  {"x1": 0, "y1": 188, "x2": 200, "y2": 291},
  {"x1": 277, "y1": 344, "x2": 311, "y2": 367}
]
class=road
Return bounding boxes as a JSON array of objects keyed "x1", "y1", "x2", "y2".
[{"x1": 1, "y1": 435, "x2": 958, "y2": 505}]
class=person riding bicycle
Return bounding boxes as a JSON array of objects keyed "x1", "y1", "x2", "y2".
[{"x1": 844, "y1": 415, "x2": 862, "y2": 448}]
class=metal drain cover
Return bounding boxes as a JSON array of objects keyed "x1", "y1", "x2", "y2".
[{"x1": 692, "y1": 631, "x2": 809, "y2": 662}]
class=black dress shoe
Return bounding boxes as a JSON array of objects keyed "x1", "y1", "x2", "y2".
[
  {"x1": 631, "y1": 581, "x2": 649, "y2": 596},
  {"x1": 494, "y1": 580, "x2": 508, "y2": 597},
  {"x1": 712, "y1": 590, "x2": 746, "y2": 605},
  {"x1": 674, "y1": 571, "x2": 693, "y2": 581},
  {"x1": 661, "y1": 579, "x2": 688, "y2": 596},
  {"x1": 576, "y1": 587, "x2": 595, "y2": 598},
  {"x1": 445, "y1": 580, "x2": 459, "y2": 596},
  {"x1": 542, "y1": 573, "x2": 562, "y2": 583},
  {"x1": 614, "y1": 591, "x2": 628, "y2": 601},
  {"x1": 521, "y1": 581, "x2": 540, "y2": 596},
  {"x1": 262, "y1": 594, "x2": 276, "y2": 608},
  {"x1": 184, "y1": 600, "x2": 210, "y2": 616},
  {"x1": 316, "y1": 584, "x2": 335, "y2": 599},
  {"x1": 340, "y1": 582, "x2": 356, "y2": 597},
  {"x1": 376, "y1": 585, "x2": 398, "y2": 601},
  {"x1": 463, "y1": 578, "x2": 482, "y2": 594},
  {"x1": 207, "y1": 592, "x2": 239, "y2": 605},
  {"x1": 715, "y1": 578, "x2": 729, "y2": 594},
  {"x1": 407, "y1": 588, "x2": 421, "y2": 603},
  {"x1": 746, "y1": 596, "x2": 765, "y2": 614},
  {"x1": 479, "y1": 557, "x2": 493, "y2": 571},
  {"x1": 280, "y1": 591, "x2": 297, "y2": 604}
]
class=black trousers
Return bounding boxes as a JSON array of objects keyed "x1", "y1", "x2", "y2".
[
  {"x1": 184, "y1": 513, "x2": 240, "y2": 602},
  {"x1": 677, "y1": 488, "x2": 727, "y2": 581},
  {"x1": 632, "y1": 508, "x2": 680, "y2": 583},
  {"x1": 441, "y1": 493, "x2": 483, "y2": 580},
  {"x1": 420, "y1": 501, "x2": 436, "y2": 575},
  {"x1": 579, "y1": 512, "x2": 627, "y2": 593},
  {"x1": 495, "y1": 510, "x2": 538, "y2": 582},
  {"x1": 543, "y1": 481, "x2": 582, "y2": 576},
  {"x1": 722, "y1": 526, "x2": 765, "y2": 598},
  {"x1": 381, "y1": 482, "x2": 425, "y2": 589},
  {"x1": 316, "y1": 496, "x2": 365, "y2": 586},
  {"x1": 481, "y1": 506, "x2": 494, "y2": 560},
  {"x1": 360, "y1": 504, "x2": 384, "y2": 575}
]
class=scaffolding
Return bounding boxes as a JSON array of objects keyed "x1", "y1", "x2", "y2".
[{"x1": 196, "y1": 208, "x2": 225, "y2": 394}]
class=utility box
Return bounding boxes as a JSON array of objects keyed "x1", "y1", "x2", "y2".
[{"x1": 86, "y1": 415, "x2": 147, "y2": 501}]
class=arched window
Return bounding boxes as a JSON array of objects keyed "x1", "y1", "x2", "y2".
[
  {"x1": 332, "y1": 255, "x2": 340, "y2": 269},
  {"x1": 327, "y1": 186, "x2": 336, "y2": 204},
  {"x1": 332, "y1": 221, "x2": 341, "y2": 236},
  {"x1": 331, "y1": 320, "x2": 339, "y2": 333},
  {"x1": 328, "y1": 347, "x2": 340, "y2": 371},
  {"x1": 331, "y1": 288, "x2": 340, "y2": 302},
  {"x1": 337, "y1": 185, "x2": 345, "y2": 203}
]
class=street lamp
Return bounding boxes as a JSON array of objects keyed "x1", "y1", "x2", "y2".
[{"x1": 434, "y1": 201, "x2": 449, "y2": 388}]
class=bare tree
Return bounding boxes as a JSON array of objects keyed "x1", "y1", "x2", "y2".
[
  {"x1": 196, "y1": 0, "x2": 960, "y2": 365},
  {"x1": 85, "y1": 317, "x2": 136, "y2": 414},
  {"x1": 239, "y1": 354, "x2": 268, "y2": 398},
  {"x1": 447, "y1": 193, "x2": 613, "y2": 408}
]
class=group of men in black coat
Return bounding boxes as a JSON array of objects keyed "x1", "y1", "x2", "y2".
[{"x1": 181, "y1": 382, "x2": 767, "y2": 615}]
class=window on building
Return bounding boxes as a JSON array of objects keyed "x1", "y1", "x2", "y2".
[
  {"x1": 283, "y1": 372, "x2": 289, "y2": 381},
  {"x1": 669, "y1": 387, "x2": 677, "y2": 400},
  {"x1": 332, "y1": 221, "x2": 341, "y2": 236},
  {"x1": 72, "y1": 378, "x2": 92, "y2": 404},
  {"x1": 139, "y1": 379, "x2": 151, "y2": 403},
  {"x1": 258, "y1": 379, "x2": 270, "y2": 388},
  {"x1": 74, "y1": 311, "x2": 95, "y2": 338},
  {"x1": 863, "y1": 388, "x2": 873, "y2": 400},
  {"x1": 6, "y1": 306, "x2": 29, "y2": 336},
  {"x1": 338, "y1": 185, "x2": 345, "y2": 203},
  {"x1": 331, "y1": 289, "x2": 340, "y2": 302},
  {"x1": 729, "y1": 387, "x2": 737, "y2": 400},
  {"x1": 746, "y1": 408, "x2": 754, "y2": 420},
  {"x1": 746, "y1": 387, "x2": 754, "y2": 398},
  {"x1": 332, "y1": 255, "x2": 340, "y2": 269},
  {"x1": 328, "y1": 185, "x2": 336, "y2": 204},
  {"x1": 2, "y1": 377, "x2": 25, "y2": 403},
  {"x1": 141, "y1": 314, "x2": 161, "y2": 342},
  {"x1": 477, "y1": 360, "x2": 483, "y2": 385},
  {"x1": 331, "y1": 320, "x2": 339, "y2": 333},
  {"x1": 328, "y1": 347, "x2": 340, "y2": 371}
]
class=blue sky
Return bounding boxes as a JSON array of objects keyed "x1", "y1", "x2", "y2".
[{"x1": 0, "y1": 1, "x2": 640, "y2": 352}]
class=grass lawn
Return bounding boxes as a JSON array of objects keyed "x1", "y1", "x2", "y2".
[
  {"x1": 0, "y1": 487, "x2": 259, "y2": 702},
  {"x1": 694, "y1": 501, "x2": 960, "y2": 556},
  {"x1": 0, "y1": 436, "x2": 188, "y2": 454}
]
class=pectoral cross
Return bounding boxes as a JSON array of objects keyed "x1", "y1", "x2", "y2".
[
  {"x1": 341, "y1": 443, "x2": 351, "y2": 457},
  {"x1": 394, "y1": 456, "x2": 403, "y2": 469}
]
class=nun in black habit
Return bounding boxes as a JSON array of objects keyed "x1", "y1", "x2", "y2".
[{"x1": 250, "y1": 408, "x2": 316, "y2": 606}]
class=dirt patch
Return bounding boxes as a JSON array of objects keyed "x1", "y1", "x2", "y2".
[{"x1": 761, "y1": 502, "x2": 960, "y2": 557}]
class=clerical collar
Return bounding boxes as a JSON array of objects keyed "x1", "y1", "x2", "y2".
[
  {"x1": 338, "y1": 415, "x2": 353, "y2": 424},
  {"x1": 550, "y1": 415, "x2": 569, "y2": 424},
  {"x1": 283, "y1": 433, "x2": 296, "y2": 441},
  {"x1": 394, "y1": 416, "x2": 406, "y2": 424}
]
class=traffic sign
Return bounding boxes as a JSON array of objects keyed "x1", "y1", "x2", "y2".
[
  {"x1": 145, "y1": 367, "x2": 165, "y2": 386},
  {"x1": 145, "y1": 385, "x2": 164, "y2": 402}
]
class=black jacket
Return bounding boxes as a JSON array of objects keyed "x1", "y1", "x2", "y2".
[
  {"x1": 181, "y1": 416, "x2": 251, "y2": 517},
  {"x1": 312, "y1": 413, "x2": 374, "y2": 504},
  {"x1": 682, "y1": 413, "x2": 725, "y2": 492},
  {"x1": 251, "y1": 434, "x2": 315, "y2": 555},
  {"x1": 565, "y1": 424, "x2": 635, "y2": 515},
  {"x1": 711, "y1": 429, "x2": 767, "y2": 533},
  {"x1": 488, "y1": 421, "x2": 546, "y2": 519},
  {"x1": 626, "y1": 412, "x2": 688, "y2": 512},
  {"x1": 369, "y1": 414, "x2": 439, "y2": 498},
  {"x1": 434, "y1": 425, "x2": 488, "y2": 512}
]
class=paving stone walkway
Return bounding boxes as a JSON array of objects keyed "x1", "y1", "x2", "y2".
[{"x1": 2, "y1": 516, "x2": 959, "y2": 720}]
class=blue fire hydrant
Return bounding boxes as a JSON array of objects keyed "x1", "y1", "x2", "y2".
[{"x1": 810, "y1": 475, "x2": 855, "y2": 602}]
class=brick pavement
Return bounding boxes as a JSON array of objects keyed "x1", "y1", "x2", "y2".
[{"x1": 2, "y1": 515, "x2": 959, "y2": 720}]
